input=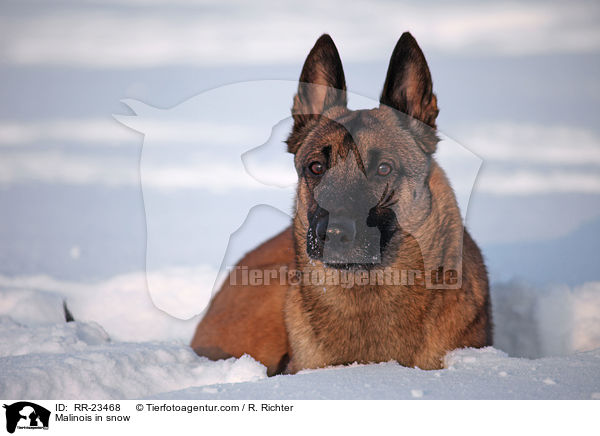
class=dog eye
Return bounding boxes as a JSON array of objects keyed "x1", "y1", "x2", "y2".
[
  {"x1": 377, "y1": 162, "x2": 392, "y2": 176},
  {"x1": 308, "y1": 161, "x2": 325, "y2": 176}
]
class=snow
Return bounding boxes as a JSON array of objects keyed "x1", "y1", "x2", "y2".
[
  {"x1": 0, "y1": 276, "x2": 599, "y2": 400},
  {"x1": 0, "y1": 317, "x2": 109, "y2": 357},
  {"x1": 0, "y1": 274, "x2": 201, "y2": 343},
  {"x1": 153, "y1": 348, "x2": 600, "y2": 400},
  {"x1": 0, "y1": 290, "x2": 266, "y2": 399},
  {"x1": 410, "y1": 389, "x2": 424, "y2": 398},
  {"x1": 0, "y1": 288, "x2": 67, "y2": 326},
  {"x1": 0, "y1": 336, "x2": 266, "y2": 400},
  {"x1": 492, "y1": 280, "x2": 600, "y2": 358}
]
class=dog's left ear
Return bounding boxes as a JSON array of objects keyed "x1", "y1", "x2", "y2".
[
  {"x1": 380, "y1": 32, "x2": 439, "y2": 154},
  {"x1": 288, "y1": 34, "x2": 347, "y2": 154}
]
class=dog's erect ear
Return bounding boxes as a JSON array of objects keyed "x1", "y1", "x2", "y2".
[
  {"x1": 288, "y1": 34, "x2": 347, "y2": 154},
  {"x1": 380, "y1": 32, "x2": 438, "y2": 127},
  {"x1": 380, "y1": 32, "x2": 439, "y2": 153},
  {"x1": 294, "y1": 34, "x2": 347, "y2": 116}
]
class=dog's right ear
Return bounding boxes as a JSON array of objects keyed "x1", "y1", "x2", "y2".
[
  {"x1": 379, "y1": 32, "x2": 439, "y2": 154},
  {"x1": 288, "y1": 34, "x2": 347, "y2": 154}
]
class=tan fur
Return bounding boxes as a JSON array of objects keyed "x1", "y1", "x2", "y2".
[{"x1": 191, "y1": 228, "x2": 292, "y2": 376}]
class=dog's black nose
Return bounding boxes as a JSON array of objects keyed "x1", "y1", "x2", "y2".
[
  {"x1": 325, "y1": 216, "x2": 356, "y2": 244},
  {"x1": 315, "y1": 215, "x2": 328, "y2": 242}
]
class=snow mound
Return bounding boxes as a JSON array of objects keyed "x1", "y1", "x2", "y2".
[
  {"x1": 0, "y1": 316, "x2": 109, "y2": 357},
  {"x1": 154, "y1": 347, "x2": 600, "y2": 400},
  {"x1": 492, "y1": 280, "x2": 600, "y2": 357},
  {"x1": 0, "y1": 288, "x2": 67, "y2": 325},
  {"x1": 0, "y1": 273, "x2": 200, "y2": 343},
  {"x1": 0, "y1": 337, "x2": 266, "y2": 399},
  {"x1": 0, "y1": 287, "x2": 266, "y2": 399}
]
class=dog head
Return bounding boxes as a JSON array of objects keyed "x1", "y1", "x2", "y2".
[{"x1": 287, "y1": 33, "x2": 440, "y2": 269}]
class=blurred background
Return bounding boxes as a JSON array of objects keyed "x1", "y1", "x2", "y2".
[{"x1": 0, "y1": 0, "x2": 599, "y2": 355}]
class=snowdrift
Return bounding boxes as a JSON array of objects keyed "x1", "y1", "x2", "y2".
[{"x1": 0, "y1": 275, "x2": 599, "y2": 399}]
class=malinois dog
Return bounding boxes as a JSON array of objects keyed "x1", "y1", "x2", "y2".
[{"x1": 191, "y1": 32, "x2": 492, "y2": 375}]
